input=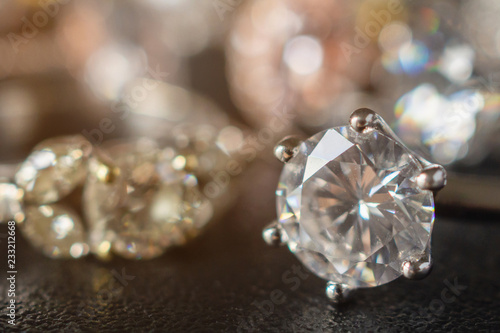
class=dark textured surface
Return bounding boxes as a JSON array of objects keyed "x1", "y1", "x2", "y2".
[
  {"x1": 0, "y1": 46, "x2": 499, "y2": 333},
  {"x1": 0, "y1": 158, "x2": 499, "y2": 333}
]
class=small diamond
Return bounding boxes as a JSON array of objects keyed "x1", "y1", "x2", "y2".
[
  {"x1": 15, "y1": 135, "x2": 92, "y2": 204},
  {"x1": 84, "y1": 139, "x2": 213, "y2": 260},
  {"x1": 276, "y1": 127, "x2": 435, "y2": 288},
  {"x1": 0, "y1": 180, "x2": 25, "y2": 223},
  {"x1": 21, "y1": 204, "x2": 89, "y2": 259}
]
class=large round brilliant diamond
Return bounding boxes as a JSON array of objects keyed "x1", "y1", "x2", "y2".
[{"x1": 276, "y1": 127, "x2": 435, "y2": 288}]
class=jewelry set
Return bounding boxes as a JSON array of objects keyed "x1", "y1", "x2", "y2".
[{"x1": 0, "y1": 105, "x2": 446, "y2": 303}]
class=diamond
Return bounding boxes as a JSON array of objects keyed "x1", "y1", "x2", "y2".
[
  {"x1": 276, "y1": 126, "x2": 435, "y2": 288},
  {"x1": 0, "y1": 180, "x2": 25, "y2": 223},
  {"x1": 15, "y1": 135, "x2": 92, "y2": 204},
  {"x1": 21, "y1": 204, "x2": 89, "y2": 259},
  {"x1": 84, "y1": 139, "x2": 213, "y2": 260}
]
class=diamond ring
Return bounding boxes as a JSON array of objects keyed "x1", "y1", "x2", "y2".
[{"x1": 263, "y1": 108, "x2": 447, "y2": 303}]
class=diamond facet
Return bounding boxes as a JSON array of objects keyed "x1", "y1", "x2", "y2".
[
  {"x1": 276, "y1": 127, "x2": 435, "y2": 288},
  {"x1": 15, "y1": 135, "x2": 92, "y2": 204}
]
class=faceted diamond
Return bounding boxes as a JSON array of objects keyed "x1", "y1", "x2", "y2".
[
  {"x1": 21, "y1": 204, "x2": 89, "y2": 259},
  {"x1": 0, "y1": 180, "x2": 25, "y2": 223},
  {"x1": 83, "y1": 139, "x2": 213, "y2": 260},
  {"x1": 276, "y1": 127, "x2": 435, "y2": 288},
  {"x1": 15, "y1": 135, "x2": 92, "y2": 204}
]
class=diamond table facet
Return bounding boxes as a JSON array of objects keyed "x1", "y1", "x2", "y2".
[{"x1": 276, "y1": 126, "x2": 435, "y2": 288}]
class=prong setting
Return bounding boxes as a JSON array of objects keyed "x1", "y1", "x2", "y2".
[
  {"x1": 326, "y1": 282, "x2": 352, "y2": 303},
  {"x1": 402, "y1": 256, "x2": 433, "y2": 280},
  {"x1": 272, "y1": 108, "x2": 444, "y2": 299},
  {"x1": 349, "y1": 108, "x2": 377, "y2": 133},
  {"x1": 262, "y1": 221, "x2": 285, "y2": 246},
  {"x1": 274, "y1": 136, "x2": 302, "y2": 163},
  {"x1": 416, "y1": 165, "x2": 447, "y2": 192}
]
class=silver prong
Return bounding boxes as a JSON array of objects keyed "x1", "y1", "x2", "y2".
[
  {"x1": 402, "y1": 256, "x2": 433, "y2": 280},
  {"x1": 416, "y1": 165, "x2": 447, "y2": 192},
  {"x1": 349, "y1": 108, "x2": 377, "y2": 133},
  {"x1": 349, "y1": 108, "x2": 447, "y2": 182},
  {"x1": 325, "y1": 282, "x2": 352, "y2": 303},
  {"x1": 274, "y1": 136, "x2": 302, "y2": 163},
  {"x1": 262, "y1": 221, "x2": 285, "y2": 246}
]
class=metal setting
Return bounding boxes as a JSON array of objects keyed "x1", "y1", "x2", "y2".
[
  {"x1": 402, "y1": 256, "x2": 433, "y2": 280},
  {"x1": 417, "y1": 165, "x2": 448, "y2": 192},
  {"x1": 350, "y1": 108, "x2": 447, "y2": 193},
  {"x1": 273, "y1": 136, "x2": 302, "y2": 163},
  {"x1": 349, "y1": 108, "x2": 377, "y2": 133},
  {"x1": 325, "y1": 282, "x2": 352, "y2": 304},
  {"x1": 262, "y1": 221, "x2": 285, "y2": 246}
]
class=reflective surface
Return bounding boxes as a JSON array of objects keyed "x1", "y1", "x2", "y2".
[{"x1": 276, "y1": 127, "x2": 434, "y2": 287}]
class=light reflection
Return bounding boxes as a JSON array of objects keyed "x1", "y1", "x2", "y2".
[
  {"x1": 378, "y1": 22, "x2": 412, "y2": 53},
  {"x1": 370, "y1": 2, "x2": 500, "y2": 166},
  {"x1": 398, "y1": 41, "x2": 430, "y2": 75},
  {"x1": 85, "y1": 43, "x2": 148, "y2": 101},
  {"x1": 438, "y1": 43, "x2": 475, "y2": 83},
  {"x1": 227, "y1": 0, "x2": 388, "y2": 128},
  {"x1": 0, "y1": 181, "x2": 25, "y2": 223},
  {"x1": 375, "y1": 4, "x2": 472, "y2": 83},
  {"x1": 54, "y1": 0, "x2": 225, "y2": 102},
  {"x1": 52, "y1": 214, "x2": 76, "y2": 240},
  {"x1": 284, "y1": 35, "x2": 324, "y2": 76},
  {"x1": 395, "y1": 83, "x2": 500, "y2": 165}
]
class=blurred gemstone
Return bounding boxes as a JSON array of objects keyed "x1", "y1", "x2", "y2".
[
  {"x1": 123, "y1": 81, "x2": 238, "y2": 183},
  {"x1": 84, "y1": 139, "x2": 213, "y2": 260},
  {"x1": 276, "y1": 127, "x2": 434, "y2": 288},
  {"x1": 372, "y1": 2, "x2": 474, "y2": 111},
  {"x1": 15, "y1": 135, "x2": 92, "y2": 204},
  {"x1": 21, "y1": 204, "x2": 89, "y2": 259},
  {"x1": 85, "y1": 43, "x2": 148, "y2": 102},
  {"x1": 395, "y1": 83, "x2": 500, "y2": 165},
  {"x1": 438, "y1": 43, "x2": 475, "y2": 83},
  {"x1": 0, "y1": 180, "x2": 25, "y2": 223},
  {"x1": 227, "y1": 0, "x2": 387, "y2": 128}
]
